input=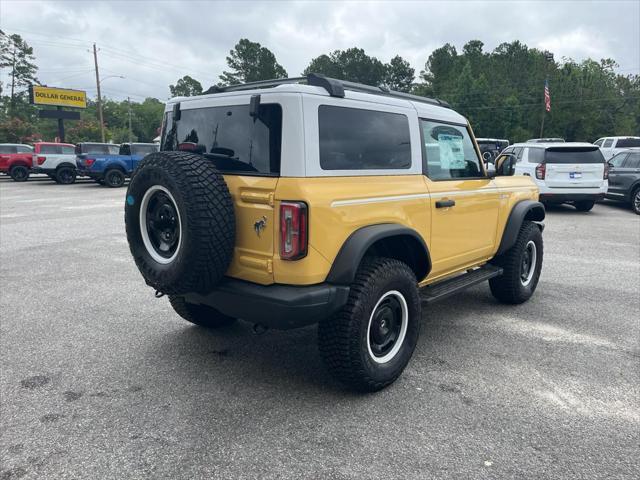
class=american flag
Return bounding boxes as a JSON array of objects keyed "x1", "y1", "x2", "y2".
[{"x1": 544, "y1": 79, "x2": 551, "y2": 112}]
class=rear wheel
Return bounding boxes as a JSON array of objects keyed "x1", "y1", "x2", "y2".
[
  {"x1": 169, "y1": 296, "x2": 236, "y2": 328},
  {"x1": 318, "y1": 257, "x2": 421, "y2": 392},
  {"x1": 631, "y1": 187, "x2": 640, "y2": 215},
  {"x1": 574, "y1": 200, "x2": 595, "y2": 212},
  {"x1": 9, "y1": 165, "x2": 29, "y2": 182},
  {"x1": 490, "y1": 221, "x2": 543, "y2": 304},
  {"x1": 104, "y1": 168, "x2": 125, "y2": 188},
  {"x1": 55, "y1": 166, "x2": 76, "y2": 184}
]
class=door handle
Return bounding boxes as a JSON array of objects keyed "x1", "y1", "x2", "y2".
[
  {"x1": 436, "y1": 199, "x2": 456, "y2": 208},
  {"x1": 523, "y1": 173, "x2": 530, "y2": 176}
]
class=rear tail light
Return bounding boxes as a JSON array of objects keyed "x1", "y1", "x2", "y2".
[
  {"x1": 603, "y1": 162, "x2": 609, "y2": 180},
  {"x1": 535, "y1": 163, "x2": 546, "y2": 180},
  {"x1": 37, "y1": 156, "x2": 46, "y2": 165},
  {"x1": 85, "y1": 158, "x2": 95, "y2": 167},
  {"x1": 280, "y1": 201, "x2": 307, "y2": 260}
]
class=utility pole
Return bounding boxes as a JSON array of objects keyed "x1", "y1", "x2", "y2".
[
  {"x1": 92, "y1": 43, "x2": 105, "y2": 143},
  {"x1": 127, "y1": 96, "x2": 132, "y2": 144}
]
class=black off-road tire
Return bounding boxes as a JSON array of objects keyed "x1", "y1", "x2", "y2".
[
  {"x1": 125, "y1": 151, "x2": 235, "y2": 295},
  {"x1": 169, "y1": 295, "x2": 236, "y2": 328},
  {"x1": 318, "y1": 257, "x2": 421, "y2": 392},
  {"x1": 55, "y1": 166, "x2": 76, "y2": 184},
  {"x1": 9, "y1": 165, "x2": 29, "y2": 182},
  {"x1": 574, "y1": 200, "x2": 595, "y2": 212},
  {"x1": 630, "y1": 186, "x2": 640, "y2": 215},
  {"x1": 489, "y1": 221, "x2": 543, "y2": 304},
  {"x1": 104, "y1": 168, "x2": 126, "y2": 188}
]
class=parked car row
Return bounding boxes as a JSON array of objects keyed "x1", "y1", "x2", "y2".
[{"x1": 0, "y1": 141, "x2": 159, "y2": 187}]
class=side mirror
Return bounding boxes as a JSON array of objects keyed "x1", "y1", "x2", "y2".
[
  {"x1": 249, "y1": 94, "x2": 261, "y2": 118},
  {"x1": 486, "y1": 162, "x2": 496, "y2": 178},
  {"x1": 495, "y1": 153, "x2": 517, "y2": 176}
]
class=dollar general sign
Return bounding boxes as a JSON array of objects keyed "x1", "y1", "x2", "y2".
[{"x1": 29, "y1": 86, "x2": 87, "y2": 109}]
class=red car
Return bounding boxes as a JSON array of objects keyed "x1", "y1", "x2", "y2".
[{"x1": 0, "y1": 143, "x2": 34, "y2": 182}]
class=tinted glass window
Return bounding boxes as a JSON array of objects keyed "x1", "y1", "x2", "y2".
[
  {"x1": 80, "y1": 143, "x2": 120, "y2": 155},
  {"x1": 616, "y1": 138, "x2": 640, "y2": 148},
  {"x1": 421, "y1": 120, "x2": 482, "y2": 180},
  {"x1": 513, "y1": 147, "x2": 524, "y2": 160},
  {"x1": 0, "y1": 145, "x2": 17, "y2": 154},
  {"x1": 594, "y1": 139, "x2": 604, "y2": 147},
  {"x1": 17, "y1": 146, "x2": 32, "y2": 153},
  {"x1": 609, "y1": 153, "x2": 628, "y2": 167},
  {"x1": 602, "y1": 139, "x2": 614, "y2": 148},
  {"x1": 528, "y1": 148, "x2": 545, "y2": 163},
  {"x1": 39, "y1": 145, "x2": 59, "y2": 154},
  {"x1": 61, "y1": 146, "x2": 75, "y2": 155},
  {"x1": 319, "y1": 106, "x2": 411, "y2": 170},
  {"x1": 545, "y1": 148, "x2": 605, "y2": 164},
  {"x1": 623, "y1": 152, "x2": 640, "y2": 168},
  {"x1": 131, "y1": 144, "x2": 159, "y2": 156},
  {"x1": 163, "y1": 104, "x2": 282, "y2": 175}
]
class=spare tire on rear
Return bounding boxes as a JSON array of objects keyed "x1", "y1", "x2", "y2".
[{"x1": 124, "y1": 151, "x2": 235, "y2": 295}]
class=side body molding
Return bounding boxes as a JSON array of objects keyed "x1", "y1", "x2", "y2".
[
  {"x1": 326, "y1": 224, "x2": 431, "y2": 285},
  {"x1": 496, "y1": 200, "x2": 545, "y2": 256}
]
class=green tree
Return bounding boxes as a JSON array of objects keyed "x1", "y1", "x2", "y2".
[
  {"x1": 0, "y1": 116, "x2": 38, "y2": 143},
  {"x1": 220, "y1": 39, "x2": 287, "y2": 85},
  {"x1": 0, "y1": 33, "x2": 38, "y2": 113},
  {"x1": 384, "y1": 55, "x2": 414, "y2": 92},
  {"x1": 169, "y1": 75, "x2": 203, "y2": 97},
  {"x1": 304, "y1": 48, "x2": 386, "y2": 85},
  {"x1": 65, "y1": 119, "x2": 104, "y2": 144}
]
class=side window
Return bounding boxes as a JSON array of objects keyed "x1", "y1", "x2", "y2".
[
  {"x1": 609, "y1": 153, "x2": 627, "y2": 168},
  {"x1": 528, "y1": 148, "x2": 545, "y2": 163},
  {"x1": 319, "y1": 105, "x2": 411, "y2": 170},
  {"x1": 119, "y1": 144, "x2": 131, "y2": 155},
  {"x1": 39, "y1": 145, "x2": 59, "y2": 154},
  {"x1": 623, "y1": 153, "x2": 640, "y2": 168},
  {"x1": 518, "y1": 148, "x2": 528, "y2": 163},
  {"x1": 594, "y1": 139, "x2": 604, "y2": 147},
  {"x1": 61, "y1": 146, "x2": 75, "y2": 155},
  {"x1": 512, "y1": 147, "x2": 523, "y2": 161},
  {"x1": 16, "y1": 146, "x2": 32, "y2": 153},
  {"x1": 602, "y1": 139, "x2": 614, "y2": 148},
  {"x1": 0, "y1": 145, "x2": 17, "y2": 154},
  {"x1": 420, "y1": 120, "x2": 482, "y2": 180}
]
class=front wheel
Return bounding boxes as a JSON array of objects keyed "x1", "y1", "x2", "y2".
[
  {"x1": 9, "y1": 165, "x2": 29, "y2": 182},
  {"x1": 169, "y1": 296, "x2": 236, "y2": 328},
  {"x1": 631, "y1": 187, "x2": 640, "y2": 215},
  {"x1": 318, "y1": 257, "x2": 421, "y2": 392},
  {"x1": 574, "y1": 200, "x2": 595, "y2": 212},
  {"x1": 104, "y1": 169, "x2": 125, "y2": 188},
  {"x1": 55, "y1": 166, "x2": 76, "y2": 184},
  {"x1": 490, "y1": 221, "x2": 543, "y2": 304}
]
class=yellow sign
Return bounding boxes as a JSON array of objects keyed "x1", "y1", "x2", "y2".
[{"x1": 30, "y1": 86, "x2": 87, "y2": 109}]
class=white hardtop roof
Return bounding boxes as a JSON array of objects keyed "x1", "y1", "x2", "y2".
[
  {"x1": 0, "y1": 143, "x2": 32, "y2": 147},
  {"x1": 166, "y1": 83, "x2": 467, "y2": 125},
  {"x1": 476, "y1": 138, "x2": 509, "y2": 142},
  {"x1": 512, "y1": 141, "x2": 597, "y2": 149},
  {"x1": 598, "y1": 135, "x2": 640, "y2": 139}
]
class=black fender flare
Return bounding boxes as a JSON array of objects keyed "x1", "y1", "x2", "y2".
[
  {"x1": 326, "y1": 224, "x2": 431, "y2": 285},
  {"x1": 55, "y1": 162, "x2": 77, "y2": 170},
  {"x1": 496, "y1": 200, "x2": 545, "y2": 255}
]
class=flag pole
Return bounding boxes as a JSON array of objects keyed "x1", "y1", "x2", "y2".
[{"x1": 539, "y1": 81, "x2": 546, "y2": 138}]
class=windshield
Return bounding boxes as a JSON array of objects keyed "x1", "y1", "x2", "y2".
[
  {"x1": 162, "y1": 103, "x2": 282, "y2": 175},
  {"x1": 545, "y1": 147, "x2": 605, "y2": 164}
]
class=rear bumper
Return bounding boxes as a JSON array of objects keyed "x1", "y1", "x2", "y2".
[
  {"x1": 184, "y1": 278, "x2": 350, "y2": 330},
  {"x1": 540, "y1": 193, "x2": 605, "y2": 203}
]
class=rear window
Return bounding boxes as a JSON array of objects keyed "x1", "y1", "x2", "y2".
[
  {"x1": 527, "y1": 148, "x2": 545, "y2": 163},
  {"x1": 61, "y1": 146, "x2": 75, "y2": 155},
  {"x1": 544, "y1": 147, "x2": 605, "y2": 164},
  {"x1": 0, "y1": 145, "x2": 17, "y2": 154},
  {"x1": 162, "y1": 103, "x2": 282, "y2": 175},
  {"x1": 131, "y1": 144, "x2": 159, "y2": 156},
  {"x1": 319, "y1": 105, "x2": 411, "y2": 170},
  {"x1": 602, "y1": 139, "x2": 614, "y2": 148},
  {"x1": 78, "y1": 143, "x2": 120, "y2": 155},
  {"x1": 616, "y1": 138, "x2": 640, "y2": 148}
]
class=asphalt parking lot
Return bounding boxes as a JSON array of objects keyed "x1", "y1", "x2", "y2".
[{"x1": 1, "y1": 176, "x2": 638, "y2": 480}]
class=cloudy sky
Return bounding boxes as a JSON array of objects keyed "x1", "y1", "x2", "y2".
[{"x1": 1, "y1": 0, "x2": 638, "y2": 102}]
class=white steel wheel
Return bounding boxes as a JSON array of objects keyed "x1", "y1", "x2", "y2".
[
  {"x1": 139, "y1": 185, "x2": 183, "y2": 264},
  {"x1": 366, "y1": 290, "x2": 409, "y2": 364}
]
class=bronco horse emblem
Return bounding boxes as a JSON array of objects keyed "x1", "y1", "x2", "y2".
[{"x1": 254, "y1": 216, "x2": 267, "y2": 237}]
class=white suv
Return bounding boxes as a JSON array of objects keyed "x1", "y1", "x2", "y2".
[
  {"x1": 498, "y1": 142, "x2": 607, "y2": 211},
  {"x1": 594, "y1": 136, "x2": 640, "y2": 161}
]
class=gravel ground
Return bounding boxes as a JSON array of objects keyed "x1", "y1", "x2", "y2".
[{"x1": 1, "y1": 175, "x2": 639, "y2": 479}]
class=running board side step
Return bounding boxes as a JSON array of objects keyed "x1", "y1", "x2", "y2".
[{"x1": 421, "y1": 265, "x2": 503, "y2": 304}]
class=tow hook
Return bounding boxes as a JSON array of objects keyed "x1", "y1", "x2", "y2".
[{"x1": 253, "y1": 323, "x2": 268, "y2": 335}]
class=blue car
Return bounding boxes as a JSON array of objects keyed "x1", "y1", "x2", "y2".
[{"x1": 76, "y1": 143, "x2": 159, "y2": 187}]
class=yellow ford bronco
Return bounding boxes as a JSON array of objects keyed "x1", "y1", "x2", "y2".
[{"x1": 125, "y1": 74, "x2": 544, "y2": 391}]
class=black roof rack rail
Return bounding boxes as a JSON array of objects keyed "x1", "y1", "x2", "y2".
[{"x1": 202, "y1": 73, "x2": 450, "y2": 108}]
